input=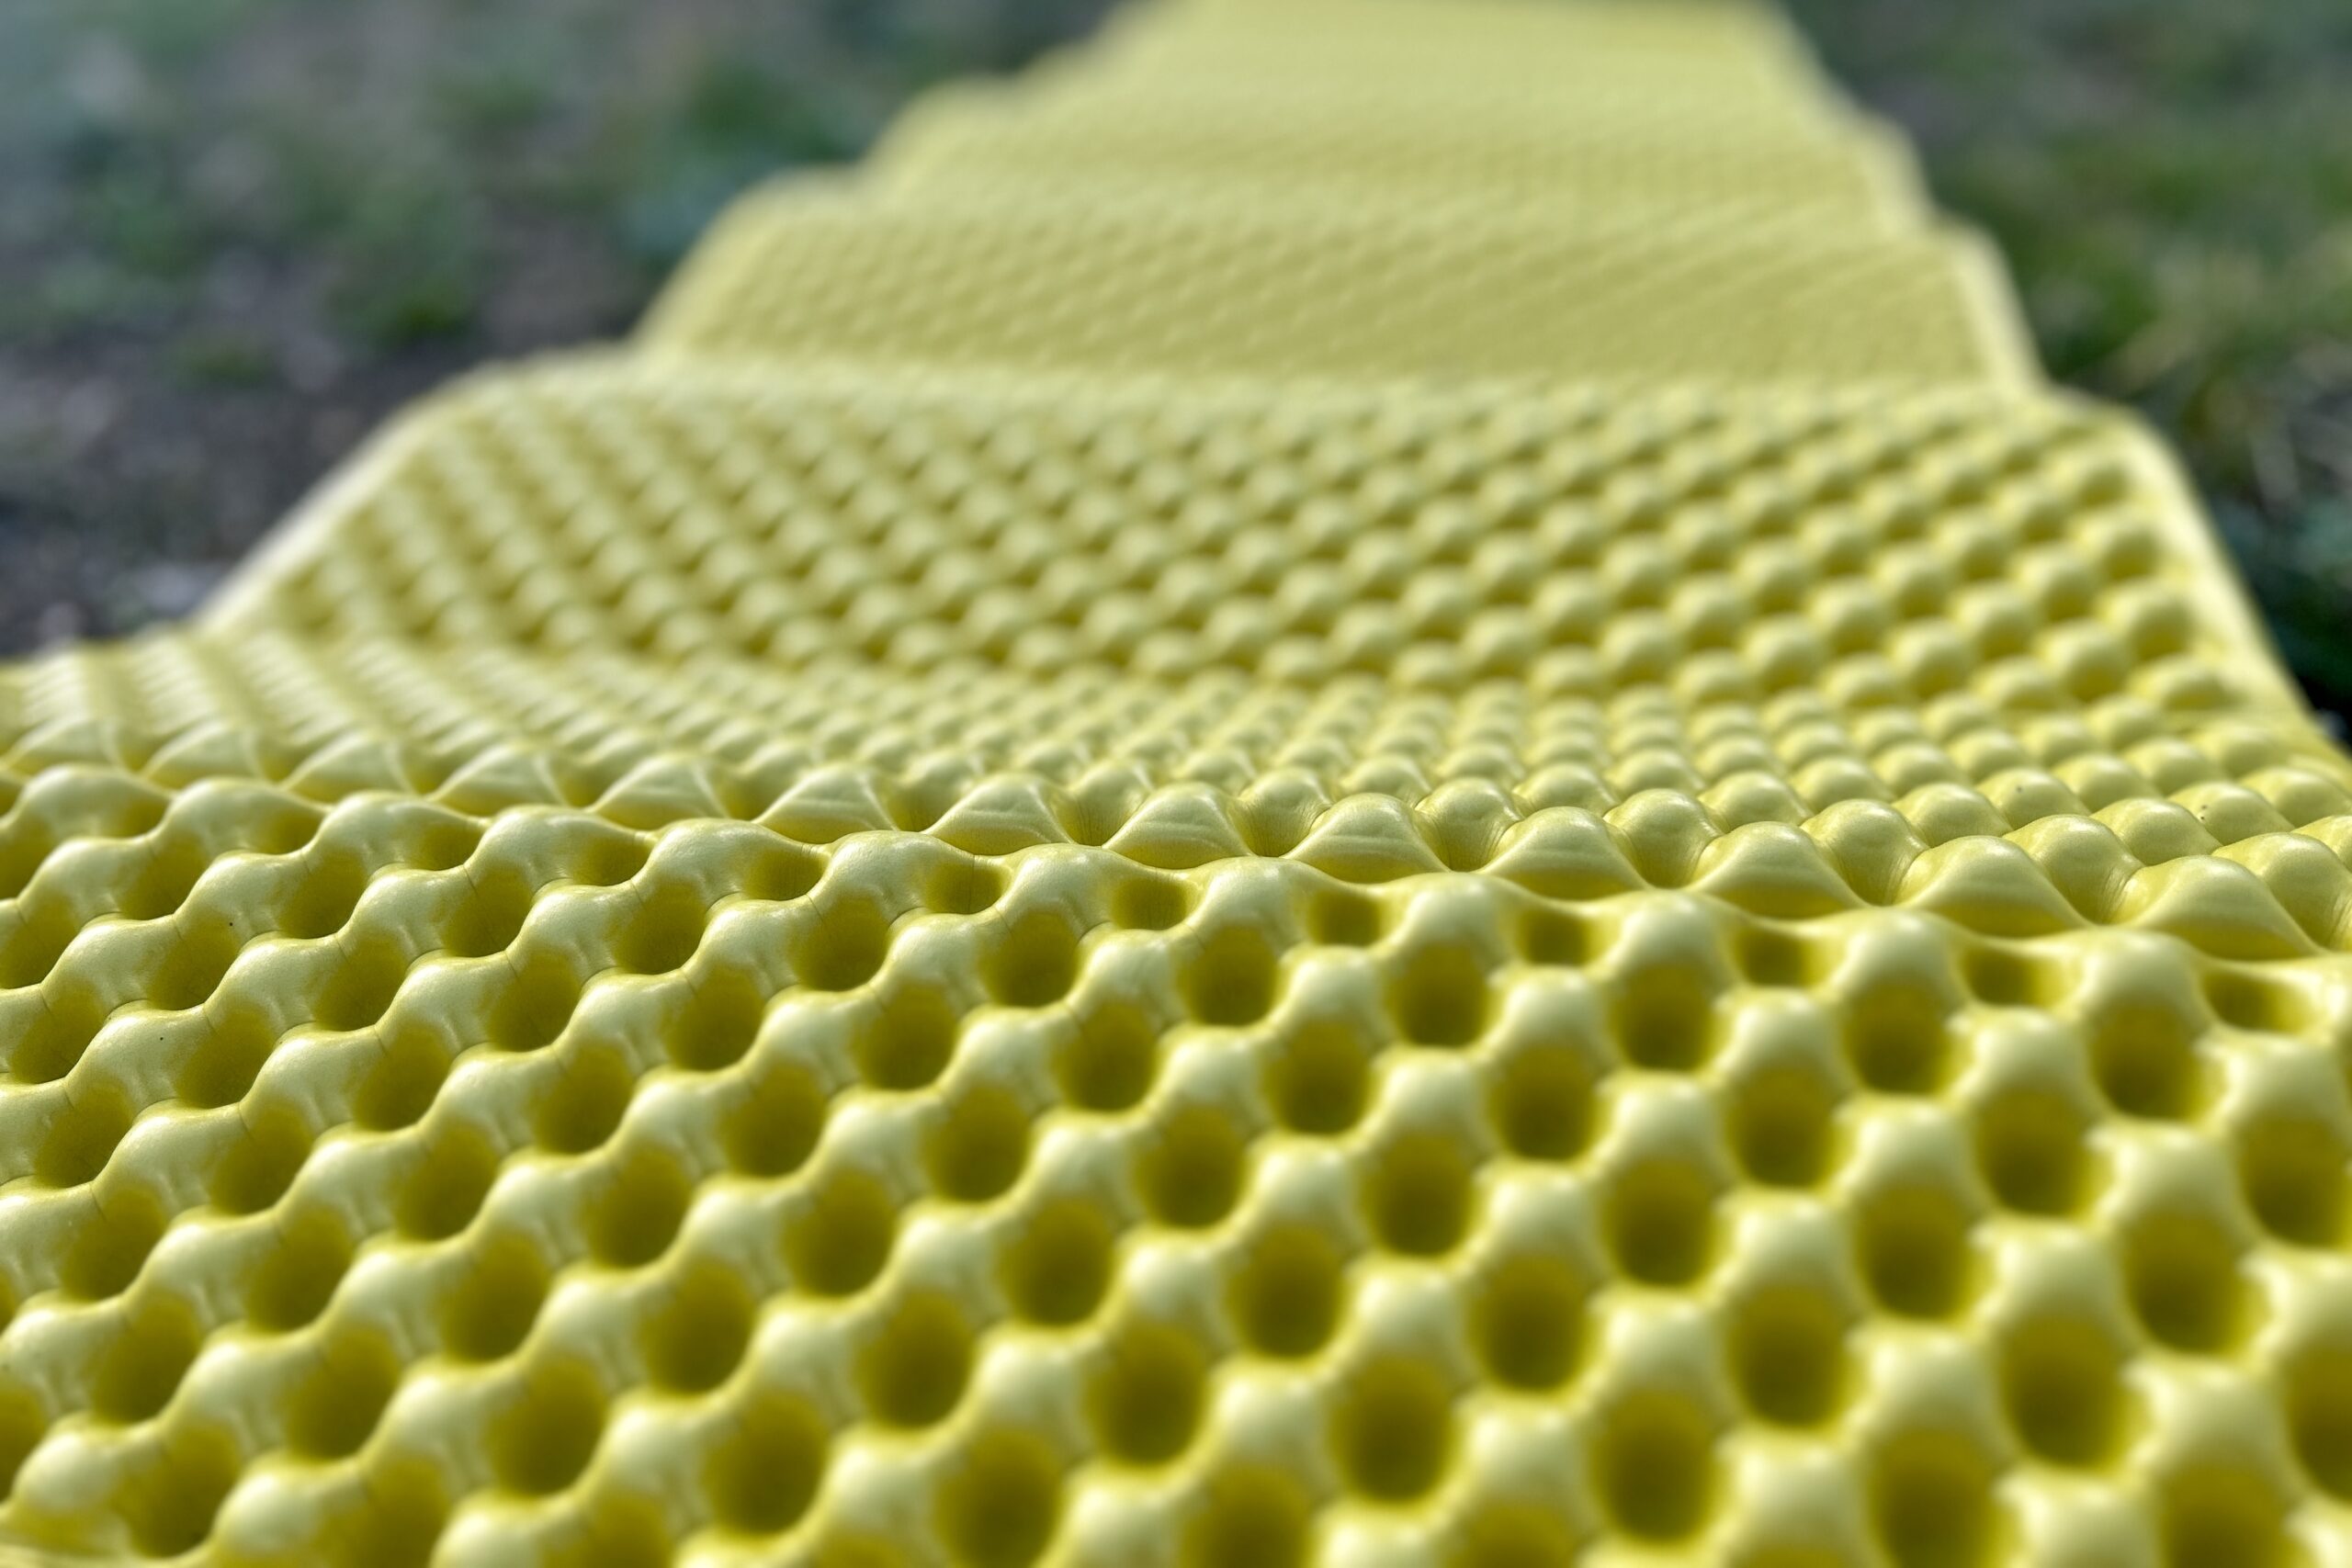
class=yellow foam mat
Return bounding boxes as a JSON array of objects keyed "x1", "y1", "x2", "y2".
[
  {"x1": 210, "y1": 365, "x2": 2245, "y2": 685},
  {"x1": 1013, "y1": 10, "x2": 1858, "y2": 142},
  {"x1": 641, "y1": 192, "x2": 2030, "y2": 387},
  {"x1": 17, "y1": 649, "x2": 2350, "y2": 1566},
  {"x1": 6, "y1": 0, "x2": 2350, "y2": 1562},
  {"x1": 944, "y1": 10, "x2": 1863, "y2": 141},
  {"x1": 1109, "y1": 0, "x2": 1826, "y2": 86},
  {"x1": 875, "y1": 85, "x2": 1928, "y2": 232},
  {"x1": 962, "y1": 64, "x2": 1877, "y2": 166},
  {"x1": 3, "y1": 368, "x2": 2350, "y2": 1563},
  {"x1": 872, "y1": 0, "x2": 1920, "y2": 229}
]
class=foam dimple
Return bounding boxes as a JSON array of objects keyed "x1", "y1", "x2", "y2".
[
  {"x1": 1591, "y1": 1387, "x2": 1717, "y2": 1542},
  {"x1": 1476, "y1": 1247, "x2": 1588, "y2": 1393},
  {"x1": 860, "y1": 1291, "x2": 976, "y2": 1428},
  {"x1": 1091, "y1": 1316, "x2": 1209, "y2": 1464},
  {"x1": 1870, "y1": 1427, "x2": 2005, "y2": 1567}
]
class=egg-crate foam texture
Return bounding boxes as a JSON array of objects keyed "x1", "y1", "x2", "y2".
[
  {"x1": 212, "y1": 363, "x2": 2249, "y2": 700},
  {"x1": 4, "y1": 640, "x2": 2352, "y2": 1564},
  {"x1": 919, "y1": 33, "x2": 1884, "y2": 167},
  {"x1": 1099, "y1": 0, "x2": 1830, "y2": 94},
  {"x1": 872, "y1": 81, "x2": 1929, "y2": 236},
  {"x1": 954, "y1": 5, "x2": 1908, "y2": 202},
  {"x1": 636, "y1": 187, "x2": 2027, "y2": 389}
]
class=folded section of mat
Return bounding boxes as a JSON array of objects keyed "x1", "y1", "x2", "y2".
[
  {"x1": 1100, "y1": 0, "x2": 1828, "y2": 85},
  {"x1": 2, "y1": 0, "x2": 2346, "y2": 1562},
  {"x1": 873, "y1": 84, "x2": 1928, "y2": 231},
  {"x1": 638, "y1": 188, "x2": 2028, "y2": 386},
  {"x1": 871, "y1": 0, "x2": 1924, "y2": 226},
  {"x1": 207, "y1": 365, "x2": 2250, "y2": 696},
  {"x1": 2, "y1": 626, "x2": 2350, "y2": 1565}
]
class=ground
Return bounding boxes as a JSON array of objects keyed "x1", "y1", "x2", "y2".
[
  {"x1": 0, "y1": 0, "x2": 1114, "y2": 647},
  {"x1": 1, "y1": 0, "x2": 2346, "y2": 712},
  {"x1": 1782, "y1": 0, "x2": 2352, "y2": 711}
]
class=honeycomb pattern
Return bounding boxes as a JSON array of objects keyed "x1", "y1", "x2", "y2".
[
  {"x1": 4, "y1": 0, "x2": 2350, "y2": 1563},
  {"x1": 6, "y1": 711, "x2": 2352, "y2": 1565}
]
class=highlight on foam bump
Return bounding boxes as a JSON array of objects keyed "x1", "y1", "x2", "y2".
[{"x1": 1, "y1": 0, "x2": 2346, "y2": 1563}]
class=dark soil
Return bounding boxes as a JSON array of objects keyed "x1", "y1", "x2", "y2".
[{"x1": 0, "y1": 0, "x2": 1113, "y2": 647}]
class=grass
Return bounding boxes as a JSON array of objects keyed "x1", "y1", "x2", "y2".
[
  {"x1": 1783, "y1": 0, "x2": 2352, "y2": 708},
  {"x1": 0, "y1": 0, "x2": 2345, "y2": 715},
  {"x1": 0, "y1": 0, "x2": 1113, "y2": 646}
]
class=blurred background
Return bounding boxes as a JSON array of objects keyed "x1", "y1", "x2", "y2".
[{"x1": 1, "y1": 0, "x2": 2346, "y2": 711}]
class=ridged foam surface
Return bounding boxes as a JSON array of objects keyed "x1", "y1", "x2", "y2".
[
  {"x1": 643, "y1": 194, "x2": 2025, "y2": 387},
  {"x1": 5, "y1": 1, "x2": 2350, "y2": 1564},
  {"x1": 863, "y1": 1, "x2": 1920, "y2": 231},
  {"x1": 1051, "y1": 0, "x2": 1849, "y2": 115},
  {"x1": 872, "y1": 85, "x2": 1925, "y2": 234}
]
